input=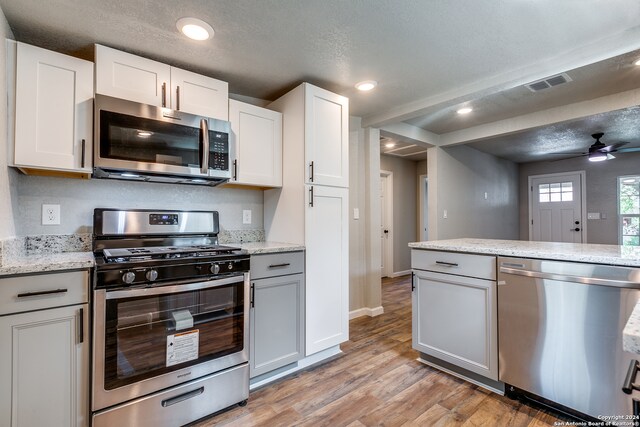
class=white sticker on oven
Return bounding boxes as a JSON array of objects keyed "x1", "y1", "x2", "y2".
[{"x1": 166, "y1": 329, "x2": 199, "y2": 367}]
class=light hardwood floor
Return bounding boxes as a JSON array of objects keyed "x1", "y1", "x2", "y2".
[{"x1": 192, "y1": 275, "x2": 561, "y2": 426}]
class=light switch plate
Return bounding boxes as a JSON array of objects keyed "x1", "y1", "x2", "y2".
[
  {"x1": 443, "y1": 209, "x2": 448, "y2": 219},
  {"x1": 587, "y1": 212, "x2": 601, "y2": 220},
  {"x1": 353, "y1": 208, "x2": 360, "y2": 220}
]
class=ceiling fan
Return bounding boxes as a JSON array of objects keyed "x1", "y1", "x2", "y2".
[{"x1": 551, "y1": 132, "x2": 640, "y2": 162}]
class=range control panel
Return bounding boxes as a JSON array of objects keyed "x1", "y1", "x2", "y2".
[{"x1": 149, "y1": 214, "x2": 179, "y2": 225}]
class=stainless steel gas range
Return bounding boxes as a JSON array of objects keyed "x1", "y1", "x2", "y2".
[{"x1": 91, "y1": 209, "x2": 249, "y2": 427}]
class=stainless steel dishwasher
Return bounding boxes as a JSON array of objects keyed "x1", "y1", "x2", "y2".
[{"x1": 498, "y1": 257, "x2": 640, "y2": 420}]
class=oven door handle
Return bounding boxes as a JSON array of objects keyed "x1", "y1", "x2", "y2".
[{"x1": 105, "y1": 274, "x2": 246, "y2": 300}]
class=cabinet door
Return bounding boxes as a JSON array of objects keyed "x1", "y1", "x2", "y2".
[
  {"x1": 305, "y1": 185, "x2": 349, "y2": 355},
  {"x1": 95, "y1": 44, "x2": 170, "y2": 107},
  {"x1": 14, "y1": 42, "x2": 93, "y2": 172},
  {"x1": 170, "y1": 67, "x2": 228, "y2": 120},
  {"x1": 304, "y1": 84, "x2": 348, "y2": 188},
  {"x1": 250, "y1": 273, "x2": 304, "y2": 377},
  {"x1": 229, "y1": 100, "x2": 282, "y2": 187},
  {"x1": 412, "y1": 270, "x2": 498, "y2": 380},
  {"x1": 0, "y1": 304, "x2": 89, "y2": 427}
]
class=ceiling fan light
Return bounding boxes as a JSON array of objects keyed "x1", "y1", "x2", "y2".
[{"x1": 588, "y1": 151, "x2": 607, "y2": 162}]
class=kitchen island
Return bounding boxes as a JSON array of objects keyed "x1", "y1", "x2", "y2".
[{"x1": 409, "y1": 238, "x2": 640, "y2": 421}]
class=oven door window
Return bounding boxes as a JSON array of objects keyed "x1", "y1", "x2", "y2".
[{"x1": 103, "y1": 280, "x2": 244, "y2": 390}]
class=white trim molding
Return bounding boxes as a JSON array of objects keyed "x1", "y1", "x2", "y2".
[
  {"x1": 349, "y1": 306, "x2": 384, "y2": 320},
  {"x1": 390, "y1": 270, "x2": 412, "y2": 278}
]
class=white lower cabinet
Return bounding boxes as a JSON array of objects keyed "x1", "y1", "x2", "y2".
[
  {"x1": 411, "y1": 250, "x2": 498, "y2": 381},
  {"x1": 305, "y1": 186, "x2": 349, "y2": 355},
  {"x1": 250, "y1": 252, "x2": 304, "y2": 378},
  {"x1": 0, "y1": 271, "x2": 89, "y2": 427}
]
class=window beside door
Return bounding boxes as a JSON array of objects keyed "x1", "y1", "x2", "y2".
[{"x1": 618, "y1": 176, "x2": 640, "y2": 246}]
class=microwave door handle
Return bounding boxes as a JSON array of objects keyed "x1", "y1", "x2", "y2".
[{"x1": 200, "y1": 119, "x2": 209, "y2": 175}]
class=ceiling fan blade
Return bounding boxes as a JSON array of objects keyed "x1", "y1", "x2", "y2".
[
  {"x1": 616, "y1": 147, "x2": 640, "y2": 153},
  {"x1": 547, "y1": 154, "x2": 587, "y2": 162},
  {"x1": 601, "y1": 141, "x2": 630, "y2": 152}
]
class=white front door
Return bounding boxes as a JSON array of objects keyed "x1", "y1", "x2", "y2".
[{"x1": 530, "y1": 172, "x2": 584, "y2": 243}]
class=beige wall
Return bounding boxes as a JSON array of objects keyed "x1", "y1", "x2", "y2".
[
  {"x1": 428, "y1": 145, "x2": 519, "y2": 240},
  {"x1": 0, "y1": 9, "x2": 16, "y2": 239},
  {"x1": 380, "y1": 154, "x2": 418, "y2": 274},
  {"x1": 518, "y1": 151, "x2": 640, "y2": 244}
]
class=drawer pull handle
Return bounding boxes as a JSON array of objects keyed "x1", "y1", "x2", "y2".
[
  {"x1": 268, "y1": 263, "x2": 291, "y2": 268},
  {"x1": 435, "y1": 261, "x2": 458, "y2": 267},
  {"x1": 161, "y1": 387, "x2": 204, "y2": 407},
  {"x1": 17, "y1": 288, "x2": 68, "y2": 298},
  {"x1": 623, "y1": 360, "x2": 640, "y2": 394}
]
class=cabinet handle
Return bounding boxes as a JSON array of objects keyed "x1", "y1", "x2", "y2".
[
  {"x1": 233, "y1": 160, "x2": 238, "y2": 181},
  {"x1": 161, "y1": 387, "x2": 204, "y2": 407},
  {"x1": 78, "y1": 307, "x2": 84, "y2": 344},
  {"x1": 176, "y1": 85, "x2": 180, "y2": 110},
  {"x1": 309, "y1": 161, "x2": 314, "y2": 182},
  {"x1": 309, "y1": 186, "x2": 314, "y2": 207},
  {"x1": 268, "y1": 263, "x2": 291, "y2": 268},
  {"x1": 161, "y1": 82, "x2": 167, "y2": 107},
  {"x1": 623, "y1": 360, "x2": 640, "y2": 394},
  {"x1": 81, "y1": 139, "x2": 86, "y2": 168},
  {"x1": 435, "y1": 261, "x2": 459, "y2": 267},
  {"x1": 250, "y1": 283, "x2": 255, "y2": 308},
  {"x1": 634, "y1": 399, "x2": 640, "y2": 417},
  {"x1": 17, "y1": 288, "x2": 68, "y2": 298},
  {"x1": 411, "y1": 272, "x2": 415, "y2": 292}
]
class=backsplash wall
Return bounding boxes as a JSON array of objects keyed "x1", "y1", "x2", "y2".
[{"x1": 14, "y1": 174, "x2": 264, "y2": 236}]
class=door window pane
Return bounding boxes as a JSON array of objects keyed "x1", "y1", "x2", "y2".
[
  {"x1": 619, "y1": 176, "x2": 640, "y2": 246},
  {"x1": 539, "y1": 181, "x2": 574, "y2": 203}
]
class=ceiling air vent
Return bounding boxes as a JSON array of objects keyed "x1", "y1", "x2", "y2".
[{"x1": 525, "y1": 73, "x2": 572, "y2": 92}]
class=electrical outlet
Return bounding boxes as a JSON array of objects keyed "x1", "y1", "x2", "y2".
[
  {"x1": 443, "y1": 209, "x2": 448, "y2": 219},
  {"x1": 42, "y1": 204, "x2": 61, "y2": 225},
  {"x1": 242, "y1": 210, "x2": 252, "y2": 224}
]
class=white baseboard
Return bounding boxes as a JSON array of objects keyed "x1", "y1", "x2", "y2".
[
  {"x1": 349, "y1": 306, "x2": 384, "y2": 319},
  {"x1": 249, "y1": 345, "x2": 342, "y2": 390},
  {"x1": 389, "y1": 270, "x2": 411, "y2": 278}
]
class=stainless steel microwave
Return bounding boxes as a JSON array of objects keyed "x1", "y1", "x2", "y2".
[{"x1": 93, "y1": 94, "x2": 232, "y2": 186}]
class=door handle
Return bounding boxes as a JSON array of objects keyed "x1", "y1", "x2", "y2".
[
  {"x1": 233, "y1": 159, "x2": 238, "y2": 181},
  {"x1": 309, "y1": 186, "x2": 314, "y2": 207},
  {"x1": 250, "y1": 283, "x2": 255, "y2": 308},
  {"x1": 571, "y1": 228, "x2": 581, "y2": 232},
  {"x1": 383, "y1": 230, "x2": 389, "y2": 234},
  {"x1": 161, "y1": 82, "x2": 167, "y2": 107},
  {"x1": 77, "y1": 307, "x2": 84, "y2": 344},
  {"x1": 80, "y1": 139, "x2": 86, "y2": 168},
  {"x1": 176, "y1": 86, "x2": 180, "y2": 110},
  {"x1": 309, "y1": 161, "x2": 314, "y2": 182}
]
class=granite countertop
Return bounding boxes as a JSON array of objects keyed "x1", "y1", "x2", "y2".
[
  {"x1": 0, "y1": 251, "x2": 95, "y2": 277},
  {"x1": 409, "y1": 238, "x2": 640, "y2": 268},
  {"x1": 234, "y1": 241, "x2": 305, "y2": 255}
]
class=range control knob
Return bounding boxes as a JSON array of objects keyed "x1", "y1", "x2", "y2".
[
  {"x1": 210, "y1": 263, "x2": 221, "y2": 274},
  {"x1": 227, "y1": 263, "x2": 234, "y2": 270},
  {"x1": 146, "y1": 269, "x2": 158, "y2": 281},
  {"x1": 122, "y1": 271, "x2": 136, "y2": 284}
]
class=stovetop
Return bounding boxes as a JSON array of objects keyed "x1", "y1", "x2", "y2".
[{"x1": 102, "y1": 244, "x2": 241, "y2": 263}]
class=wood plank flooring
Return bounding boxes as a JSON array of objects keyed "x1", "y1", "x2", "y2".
[{"x1": 192, "y1": 275, "x2": 561, "y2": 426}]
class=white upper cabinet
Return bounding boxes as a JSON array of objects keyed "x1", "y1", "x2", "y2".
[
  {"x1": 13, "y1": 42, "x2": 93, "y2": 174},
  {"x1": 229, "y1": 100, "x2": 282, "y2": 187},
  {"x1": 304, "y1": 84, "x2": 348, "y2": 188},
  {"x1": 95, "y1": 45, "x2": 228, "y2": 120},
  {"x1": 95, "y1": 45, "x2": 170, "y2": 107},
  {"x1": 171, "y1": 67, "x2": 228, "y2": 120}
]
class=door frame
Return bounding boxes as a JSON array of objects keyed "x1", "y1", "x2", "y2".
[
  {"x1": 527, "y1": 170, "x2": 587, "y2": 242},
  {"x1": 380, "y1": 170, "x2": 393, "y2": 278},
  {"x1": 418, "y1": 174, "x2": 428, "y2": 241}
]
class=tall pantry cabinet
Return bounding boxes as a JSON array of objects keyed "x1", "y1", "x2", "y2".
[{"x1": 265, "y1": 83, "x2": 349, "y2": 356}]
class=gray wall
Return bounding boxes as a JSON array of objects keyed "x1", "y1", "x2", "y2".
[
  {"x1": 380, "y1": 154, "x2": 418, "y2": 274},
  {"x1": 349, "y1": 120, "x2": 366, "y2": 310},
  {"x1": 13, "y1": 176, "x2": 263, "y2": 235},
  {"x1": 0, "y1": 10, "x2": 17, "y2": 239},
  {"x1": 428, "y1": 145, "x2": 519, "y2": 240},
  {"x1": 518, "y1": 152, "x2": 640, "y2": 244}
]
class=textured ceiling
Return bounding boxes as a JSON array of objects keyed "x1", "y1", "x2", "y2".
[
  {"x1": 465, "y1": 106, "x2": 640, "y2": 163},
  {"x1": 4, "y1": 0, "x2": 640, "y2": 164},
  {"x1": 1, "y1": 0, "x2": 640, "y2": 121}
]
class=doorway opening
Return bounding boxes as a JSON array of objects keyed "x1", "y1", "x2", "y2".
[
  {"x1": 418, "y1": 175, "x2": 428, "y2": 241},
  {"x1": 380, "y1": 170, "x2": 393, "y2": 278}
]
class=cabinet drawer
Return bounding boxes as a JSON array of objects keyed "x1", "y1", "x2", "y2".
[
  {"x1": 411, "y1": 250, "x2": 496, "y2": 280},
  {"x1": 250, "y1": 252, "x2": 304, "y2": 280},
  {"x1": 0, "y1": 270, "x2": 89, "y2": 315}
]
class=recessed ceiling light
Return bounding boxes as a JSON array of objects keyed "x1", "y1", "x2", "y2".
[
  {"x1": 457, "y1": 107, "x2": 473, "y2": 115},
  {"x1": 385, "y1": 143, "x2": 396, "y2": 148},
  {"x1": 355, "y1": 80, "x2": 377, "y2": 91},
  {"x1": 176, "y1": 17, "x2": 214, "y2": 41},
  {"x1": 137, "y1": 131, "x2": 153, "y2": 138},
  {"x1": 635, "y1": 59, "x2": 640, "y2": 66}
]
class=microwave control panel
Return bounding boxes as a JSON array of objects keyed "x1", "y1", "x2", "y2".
[{"x1": 209, "y1": 132, "x2": 228, "y2": 171}]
